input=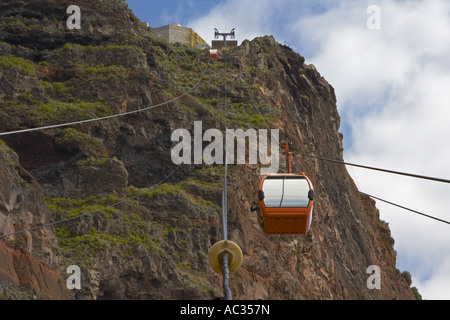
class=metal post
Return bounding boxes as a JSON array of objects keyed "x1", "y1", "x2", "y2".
[
  {"x1": 222, "y1": 160, "x2": 228, "y2": 241},
  {"x1": 281, "y1": 143, "x2": 293, "y2": 173},
  {"x1": 221, "y1": 148, "x2": 232, "y2": 300},
  {"x1": 222, "y1": 253, "x2": 232, "y2": 300}
]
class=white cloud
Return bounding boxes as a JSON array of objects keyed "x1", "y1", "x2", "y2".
[
  {"x1": 187, "y1": 0, "x2": 450, "y2": 299},
  {"x1": 414, "y1": 254, "x2": 450, "y2": 300},
  {"x1": 187, "y1": 0, "x2": 296, "y2": 47},
  {"x1": 158, "y1": 0, "x2": 199, "y2": 26}
]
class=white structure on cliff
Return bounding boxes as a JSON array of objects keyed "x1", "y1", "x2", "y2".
[{"x1": 153, "y1": 24, "x2": 208, "y2": 49}]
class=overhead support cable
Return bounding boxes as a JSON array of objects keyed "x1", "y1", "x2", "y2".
[
  {"x1": 0, "y1": 165, "x2": 181, "y2": 239},
  {"x1": 0, "y1": 59, "x2": 211, "y2": 137},
  {"x1": 319, "y1": 174, "x2": 450, "y2": 225},
  {"x1": 292, "y1": 150, "x2": 450, "y2": 185}
]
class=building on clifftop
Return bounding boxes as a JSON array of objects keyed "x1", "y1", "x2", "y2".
[{"x1": 153, "y1": 24, "x2": 209, "y2": 49}]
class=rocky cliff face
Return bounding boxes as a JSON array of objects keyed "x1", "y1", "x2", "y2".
[{"x1": 0, "y1": 0, "x2": 417, "y2": 300}]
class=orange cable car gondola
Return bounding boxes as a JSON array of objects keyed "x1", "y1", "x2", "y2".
[
  {"x1": 209, "y1": 49, "x2": 219, "y2": 59},
  {"x1": 255, "y1": 143, "x2": 314, "y2": 234}
]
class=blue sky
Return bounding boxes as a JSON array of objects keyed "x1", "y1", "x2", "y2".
[
  {"x1": 126, "y1": 0, "x2": 214, "y2": 29},
  {"x1": 126, "y1": 0, "x2": 450, "y2": 300}
]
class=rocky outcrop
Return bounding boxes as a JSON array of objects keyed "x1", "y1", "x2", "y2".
[
  {"x1": 0, "y1": 141, "x2": 56, "y2": 264},
  {"x1": 0, "y1": 0, "x2": 135, "y2": 51},
  {"x1": 0, "y1": 141, "x2": 69, "y2": 299},
  {"x1": 0, "y1": 0, "x2": 417, "y2": 300},
  {"x1": 0, "y1": 240, "x2": 69, "y2": 300}
]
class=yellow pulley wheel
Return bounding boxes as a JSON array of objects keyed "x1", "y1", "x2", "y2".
[{"x1": 208, "y1": 240, "x2": 243, "y2": 275}]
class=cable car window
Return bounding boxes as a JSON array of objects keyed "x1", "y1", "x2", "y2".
[
  {"x1": 262, "y1": 177, "x2": 311, "y2": 208},
  {"x1": 261, "y1": 179, "x2": 284, "y2": 207}
]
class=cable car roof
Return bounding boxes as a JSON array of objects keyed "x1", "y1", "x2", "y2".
[{"x1": 263, "y1": 173, "x2": 308, "y2": 178}]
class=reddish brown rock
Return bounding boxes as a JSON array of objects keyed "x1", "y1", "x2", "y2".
[{"x1": 0, "y1": 241, "x2": 69, "y2": 300}]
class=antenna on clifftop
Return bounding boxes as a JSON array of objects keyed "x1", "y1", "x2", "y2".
[{"x1": 212, "y1": 28, "x2": 237, "y2": 49}]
